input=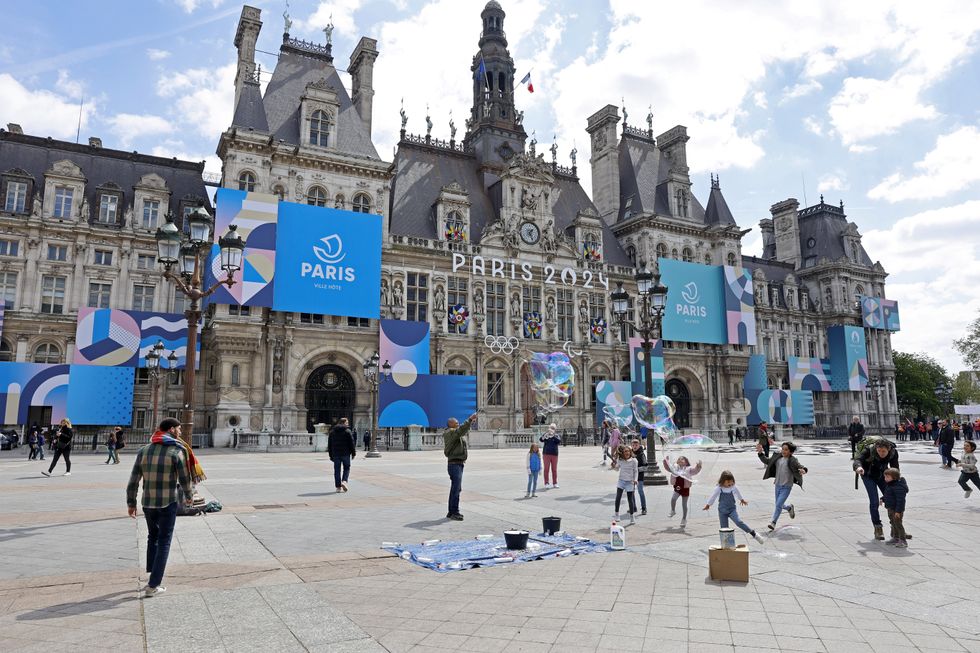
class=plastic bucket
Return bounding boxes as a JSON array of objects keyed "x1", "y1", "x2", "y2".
[
  {"x1": 504, "y1": 530, "x2": 530, "y2": 549},
  {"x1": 542, "y1": 516, "x2": 562, "y2": 535},
  {"x1": 719, "y1": 528, "x2": 736, "y2": 549}
]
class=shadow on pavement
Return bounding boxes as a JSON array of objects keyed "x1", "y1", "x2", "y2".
[
  {"x1": 403, "y1": 519, "x2": 450, "y2": 530},
  {"x1": 16, "y1": 590, "x2": 135, "y2": 620}
]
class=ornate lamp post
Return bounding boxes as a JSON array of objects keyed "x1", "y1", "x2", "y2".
[
  {"x1": 144, "y1": 340, "x2": 178, "y2": 428},
  {"x1": 155, "y1": 204, "x2": 244, "y2": 446},
  {"x1": 934, "y1": 380, "x2": 953, "y2": 419},
  {"x1": 611, "y1": 260, "x2": 669, "y2": 486},
  {"x1": 866, "y1": 376, "x2": 883, "y2": 435},
  {"x1": 363, "y1": 351, "x2": 391, "y2": 458}
]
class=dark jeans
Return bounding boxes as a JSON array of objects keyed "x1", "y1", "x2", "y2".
[
  {"x1": 332, "y1": 455, "x2": 351, "y2": 488},
  {"x1": 862, "y1": 474, "x2": 886, "y2": 526},
  {"x1": 447, "y1": 462, "x2": 464, "y2": 515},
  {"x1": 959, "y1": 471, "x2": 980, "y2": 492},
  {"x1": 939, "y1": 443, "x2": 958, "y2": 466},
  {"x1": 614, "y1": 487, "x2": 636, "y2": 514},
  {"x1": 48, "y1": 447, "x2": 71, "y2": 473},
  {"x1": 144, "y1": 502, "x2": 178, "y2": 588},
  {"x1": 636, "y1": 472, "x2": 647, "y2": 511},
  {"x1": 28, "y1": 444, "x2": 37, "y2": 459}
]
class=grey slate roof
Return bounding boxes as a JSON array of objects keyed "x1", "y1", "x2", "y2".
[
  {"x1": 617, "y1": 133, "x2": 705, "y2": 223},
  {"x1": 232, "y1": 80, "x2": 269, "y2": 132},
  {"x1": 0, "y1": 131, "x2": 210, "y2": 218},
  {"x1": 798, "y1": 203, "x2": 873, "y2": 267},
  {"x1": 262, "y1": 50, "x2": 379, "y2": 160},
  {"x1": 704, "y1": 185, "x2": 736, "y2": 226},
  {"x1": 742, "y1": 255, "x2": 795, "y2": 282}
]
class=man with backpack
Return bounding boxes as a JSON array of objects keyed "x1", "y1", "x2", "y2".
[
  {"x1": 853, "y1": 437, "x2": 899, "y2": 541},
  {"x1": 848, "y1": 416, "x2": 865, "y2": 458}
]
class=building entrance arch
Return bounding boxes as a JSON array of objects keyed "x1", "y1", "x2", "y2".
[
  {"x1": 666, "y1": 378, "x2": 691, "y2": 428},
  {"x1": 304, "y1": 364, "x2": 355, "y2": 432}
]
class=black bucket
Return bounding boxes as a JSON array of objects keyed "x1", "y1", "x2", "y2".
[
  {"x1": 542, "y1": 516, "x2": 562, "y2": 535},
  {"x1": 504, "y1": 530, "x2": 529, "y2": 549}
]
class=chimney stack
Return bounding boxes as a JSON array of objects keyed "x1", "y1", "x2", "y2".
[
  {"x1": 6, "y1": 123, "x2": 23, "y2": 134},
  {"x1": 234, "y1": 6, "x2": 263, "y2": 109},
  {"x1": 585, "y1": 105, "x2": 621, "y2": 226},
  {"x1": 349, "y1": 37, "x2": 379, "y2": 138}
]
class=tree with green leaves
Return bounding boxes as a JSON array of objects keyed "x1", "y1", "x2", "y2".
[
  {"x1": 953, "y1": 371, "x2": 980, "y2": 406},
  {"x1": 894, "y1": 351, "x2": 950, "y2": 418},
  {"x1": 954, "y1": 313, "x2": 980, "y2": 370}
]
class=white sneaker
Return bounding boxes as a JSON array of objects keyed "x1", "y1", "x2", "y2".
[
  {"x1": 679, "y1": 519, "x2": 686, "y2": 528},
  {"x1": 41, "y1": 471, "x2": 50, "y2": 477},
  {"x1": 525, "y1": 493, "x2": 530, "y2": 498},
  {"x1": 543, "y1": 484, "x2": 551, "y2": 489},
  {"x1": 613, "y1": 513, "x2": 620, "y2": 521},
  {"x1": 966, "y1": 489, "x2": 973, "y2": 498},
  {"x1": 142, "y1": 585, "x2": 166, "y2": 597},
  {"x1": 553, "y1": 484, "x2": 559, "y2": 489},
  {"x1": 64, "y1": 472, "x2": 71, "y2": 476},
  {"x1": 753, "y1": 532, "x2": 765, "y2": 544},
  {"x1": 629, "y1": 514, "x2": 636, "y2": 525},
  {"x1": 668, "y1": 510, "x2": 675, "y2": 518}
]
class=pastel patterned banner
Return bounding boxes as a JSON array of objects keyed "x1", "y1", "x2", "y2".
[
  {"x1": 523, "y1": 312, "x2": 542, "y2": 339},
  {"x1": 723, "y1": 265, "x2": 757, "y2": 345},
  {"x1": 206, "y1": 189, "x2": 279, "y2": 308},
  {"x1": 881, "y1": 299, "x2": 900, "y2": 331},
  {"x1": 628, "y1": 337, "x2": 665, "y2": 396},
  {"x1": 594, "y1": 380, "x2": 644, "y2": 428},
  {"x1": 860, "y1": 296, "x2": 901, "y2": 332},
  {"x1": 380, "y1": 319, "x2": 430, "y2": 381},
  {"x1": 742, "y1": 354, "x2": 814, "y2": 425},
  {"x1": 827, "y1": 325, "x2": 868, "y2": 391},
  {"x1": 448, "y1": 304, "x2": 469, "y2": 333},
  {"x1": 787, "y1": 357, "x2": 833, "y2": 392},
  {"x1": 0, "y1": 362, "x2": 134, "y2": 425},
  {"x1": 73, "y1": 308, "x2": 196, "y2": 369}
]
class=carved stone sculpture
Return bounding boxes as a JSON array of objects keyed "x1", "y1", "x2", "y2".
[
  {"x1": 392, "y1": 281, "x2": 404, "y2": 307},
  {"x1": 434, "y1": 285, "x2": 446, "y2": 311},
  {"x1": 511, "y1": 293, "x2": 522, "y2": 318},
  {"x1": 473, "y1": 288, "x2": 484, "y2": 314}
]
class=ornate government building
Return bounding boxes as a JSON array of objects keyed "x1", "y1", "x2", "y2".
[{"x1": 0, "y1": 2, "x2": 898, "y2": 443}]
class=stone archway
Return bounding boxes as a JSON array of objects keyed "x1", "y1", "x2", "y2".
[
  {"x1": 666, "y1": 379, "x2": 692, "y2": 428},
  {"x1": 304, "y1": 364, "x2": 356, "y2": 432}
]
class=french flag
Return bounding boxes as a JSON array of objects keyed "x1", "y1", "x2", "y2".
[{"x1": 520, "y1": 71, "x2": 534, "y2": 93}]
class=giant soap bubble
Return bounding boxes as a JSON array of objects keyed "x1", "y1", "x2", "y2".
[
  {"x1": 661, "y1": 433, "x2": 719, "y2": 485},
  {"x1": 631, "y1": 394, "x2": 678, "y2": 441},
  {"x1": 527, "y1": 352, "x2": 575, "y2": 414}
]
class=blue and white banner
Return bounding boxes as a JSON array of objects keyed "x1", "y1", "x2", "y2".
[{"x1": 660, "y1": 259, "x2": 728, "y2": 345}]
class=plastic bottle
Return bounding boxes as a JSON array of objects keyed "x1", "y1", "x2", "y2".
[{"x1": 610, "y1": 521, "x2": 625, "y2": 550}]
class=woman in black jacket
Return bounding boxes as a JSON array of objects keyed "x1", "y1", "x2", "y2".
[
  {"x1": 853, "y1": 438, "x2": 898, "y2": 541},
  {"x1": 43, "y1": 418, "x2": 74, "y2": 477}
]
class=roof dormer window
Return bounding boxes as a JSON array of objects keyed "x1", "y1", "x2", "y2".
[
  {"x1": 98, "y1": 193, "x2": 119, "y2": 224},
  {"x1": 310, "y1": 109, "x2": 330, "y2": 147},
  {"x1": 4, "y1": 181, "x2": 27, "y2": 213}
]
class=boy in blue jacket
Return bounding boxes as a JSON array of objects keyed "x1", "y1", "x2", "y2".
[{"x1": 880, "y1": 468, "x2": 908, "y2": 548}]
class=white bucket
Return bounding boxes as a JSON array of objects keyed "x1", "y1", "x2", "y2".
[{"x1": 719, "y1": 528, "x2": 736, "y2": 549}]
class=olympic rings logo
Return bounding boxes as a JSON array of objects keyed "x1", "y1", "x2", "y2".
[{"x1": 484, "y1": 335, "x2": 520, "y2": 355}]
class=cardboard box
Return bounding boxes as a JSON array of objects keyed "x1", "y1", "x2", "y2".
[{"x1": 708, "y1": 544, "x2": 749, "y2": 582}]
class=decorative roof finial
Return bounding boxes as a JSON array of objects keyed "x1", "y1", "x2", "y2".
[
  {"x1": 550, "y1": 135, "x2": 557, "y2": 164},
  {"x1": 820, "y1": 193, "x2": 824, "y2": 204},
  {"x1": 283, "y1": 0, "x2": 292, "y2": 34},
  {"x1": 840, "y1": 199, "x2": 844, "y2": 210},
  {"x1": 646, "y1": 104, "x2": 653, "y2": 134},
  {"x1": 529, "y1": 130, "x2": 537, "y2": 157},
  {"x1": 621, "y1": 97, "x2": 628, "y2": 125},
  {"x1": 425, "y1": 104, "x2": 432, "y2": 139},
  {"x1": 399, "y1": 97, "x2": 407, "y2": 131},
  {"x1": 570, "y1": 143, "x2": 577, "y2": 169},
  {"x1": 323, "y1": 15, "x2": 334, "y2": 45},
  {"x1": 449, "y1": 109, "x2": 456, "y2": 142}
]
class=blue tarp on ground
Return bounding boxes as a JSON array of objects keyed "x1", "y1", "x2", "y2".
[{"x1": 382, "y1": 532, "x2": 611, "y2": 573}]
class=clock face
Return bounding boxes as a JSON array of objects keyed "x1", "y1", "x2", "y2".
[{"x1": 520, "y1": 221, "x2": 540, "y2": 244}]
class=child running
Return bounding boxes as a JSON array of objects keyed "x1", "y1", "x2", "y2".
[
  {"x1": 762, "y1": 442, "x2": 808, "y2": 530},
  {"x1": 880, "y1": 468, "x2": 909, "y2": 547},
  {"x1": 526, "y1": 443, "x2": 542, "y2": 498},
  {"x1": 613, "y1": 444, "x2": 638, "y2": 525},
  {"x1": 609, "y1": 426, "x2": 622, "y2": 469},
  {"x1": 703, "y1": 471, "x2": 765, "y2": 544},
  {"x1": 662, "y1": 455, "x2": 702, "y2": 528},
  {"x1": 957, "y1": 440, "x2": 979, "y2": 498}
]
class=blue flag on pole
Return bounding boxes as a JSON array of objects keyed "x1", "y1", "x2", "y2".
[{"x1": 476, "y1": 56, "x2": 486, "y2": 83}]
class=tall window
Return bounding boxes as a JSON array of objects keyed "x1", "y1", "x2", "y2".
[
  {"x1": 445, "y1": 211, "x2": 466, "y2": 242},
  {"x1": 40, "y1": 275, "x2": 66, "y2": 314},
  {"x1": 682, "y1": 247, "x2": 693, "y2": 262},
  {"x1": 309, "y1": 110, "x2": 330, "y2": 146},
  {"x1": 556, "y1": 288, "x2": 574, "y2": 341},
  {"x1": 626, "y1": 245, "x2": 636, "y2": 265},
  {"x1": 134, "y1": 409, "x2": 147, "y2": 430},
  {"x1": 33, "y1": 343, "x2": 61, "y2": 364},
  {"x1": 675, "y1": 189, "x2": 689, "y2": 217},
  {"x1": 794, "y1": 340, "x2": 801, "y2": 357},
  {"x1": 486, "y1": 281, "x2": 505, "y2": 336},
  {"x1": 136, "y1": 254, "x2": 155, "y2": 270},
  {"x1": 307, "y1": 186, "x2": 327, "y2": 207},
  {"x1": 47, "y1": 244, "x2": 67, "y2": 261},
  {"x1": 808, "y1": 341, "x2": 816, "y2": 358},
  {"x1": 0, "y1": 340, "x2": 12, "y2": 361},
  {"x1": 0, "y1": 272, "x2": 16, "y2": 309},
  {"x1": 142, "y1": 199, "x2": 160, "y2": 228},
  {"x1": 486, "y1": 371, "x2": 504, "y2": 406},
  {"x1": 589, "y1": 292, "x2": 606, "y2": 344},
  {"x1": 778, "y1": 338, "x2": 787, "y2": 361},
  {"x1": 656, "y1": 243, "x2": 668, "y2": 260},
  {"x1": 4, "y1": 181, "x2": 27, "y2": 213},
  {"x1": 238, "y1": 171, "x2": 256, "y2": 192},
  {"x1": 522, "y1": 285, "x2": 541, "y2": 314},
  {"x1": 173, "y1": 289, "x2": 189, "y2": 314},
  {"x1": 98, "y1": 194, "x2": 119, "y2": 224},
  {"x1": 132, "y1": 284, "x2": 155, "y2": 311},
  {"x1": 231, "y1": 364, "x2": 240, "y2": 386},
  {"x1": 88, "y1": 282, "x2": 112, "y2": 308},
  {"x1": 406, "y1": 272, "x2": 428, "y2": 322},
  {"x1": 727, "y1": 252, "x2": 737, "y2": 267},
  {"x1": 94, "y1": 250, "x2": 112, "y2": 266},
  {"x1": 352, "y1": 193, "x2": 371, "y2": 214},
  {"x1": 54, "y1": 186, "x2": 74, "y2": 218},
  {"x1": 447, "y1": 277, "x2": 467, "y2": 334},
  {"x1": 763, "y1": 336, "x2": 772, "y2": 359},
  {"x1": 0, "y1": 239, "x2": 18, "y2": 256}
]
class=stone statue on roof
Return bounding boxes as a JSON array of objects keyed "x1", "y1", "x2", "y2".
[
  {"x1": 399, "y1": 99, "x2": 407, "y2": 130},
  {"x1": 425, "y1": 109, "x2": 433, "y2": 138},
  {"x1": 323, "y1": 16, "x2": 334, "y2": 45},
  {"x1": 549, "y1": 139, "x2": 557, "y2": 164},
  {"x1": 622, "y1": 98, "x2": 628, "y2": 125},
  {"x1": 449, "y1": 112, "x2": 456, "y2": 141},
  {"x1": 569, "y1": 147, "x2": 577, "y2": 168},
  {"x1": 283, "y1": 2, "x2": 292, "y2": 33},
  {"x1": 646, "y1": 105, "x2": 653, "y2": 133}
]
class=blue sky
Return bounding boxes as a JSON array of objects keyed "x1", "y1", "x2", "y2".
[{"x1": 3, "y1": 0, "x2": 980, "y2": 371}]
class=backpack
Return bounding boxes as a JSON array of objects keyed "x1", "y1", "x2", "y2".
[{"x1": 854, "y1": 436, "x2": 893, "y2": 461}]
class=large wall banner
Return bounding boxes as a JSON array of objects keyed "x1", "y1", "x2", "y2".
[
  {"x1": 787, "y1": 357, "x2": 833, "y2": 392},
  {"x1": 827, "y1": 325, "x2": 868, "y2": 391},
  {"x1": 206, "y1": 189, "x2": 279, "y2": 308},
  {"x1": 860, "y1": 296, "x2": 901, "y2": 332},
  {"x1": 73, "y1": 308, "x2": 196, "y2": 369},
  {"x1": 628, "y1": 337, "x2": 665, "y2": 396},
  {"x1": 723, "y1": 266, "x2": 757, "y2": 346},
  {"x1": 0, "y1": 362, "x2": 134, "y2": 425},
  {"x1": 273, "y1": 202, "x2": 382, "y2": 319},
  {"x1": 660, "y1": 259, "x2": 727, "y2": 345},
  {"x1": 742, "y1": 354, "x2": 814, "y2": 425}
]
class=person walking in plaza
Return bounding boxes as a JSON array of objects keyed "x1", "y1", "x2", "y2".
[
  {"x1": 630, "y1": 438, "x2": 648, "y2": 515},
  {"x1": 36, "y1": 430, "x2": 45, "y2": 461},
  {"x1": 328, "y1": 418, "x2": 356, "y2": 493},
  {"x1": 600, "y1": 421, "x2": 612, "y2": 465},
  {"x1": 703, "y1": 471, "x2": 765, "y2": 544},
  {"x1": 105, "y1": 429, "x2": 119, "y2": 465},
  {"x1": 880, "y1": 468, "x2": 909, "y2": 547},
  {"x1": 113, "y1": 426, "x2": 126, "y2": 459},
  {"x1": 663, "y1": 455, "x2": 701, "y2": 527},
  {"x1": 728, "y1": 426, "x2": 735, "y2": 445},
  {"x1": 964, "y1": 420, "x2": 974, "y2": 442},
  {"x1": 763, "y1": 441, "x2": 807, "y2": 530},
  {"x1": 848, "y1": 416, "x2": 865, "y2": 459},
  {"x1": 27, "y1": 424, "x2": 39, "y2": 460},
  {"x1": 126, "y1": 418, "x2": 193, "y2": 597},
  {"x1": 756, "y1": 422, "x2": 771, "y2": 464},
  {"x1": 362, "y1": 429, "x2": 371, "y2": 452},
  {"x1": 540, "y1": 423, "x2": 561, "y2": 488},
  {"x1": 609, "y1": 425, "x2": 622, "y2": 469},
  {"x1": 526, "y1": 442, "x2": 542, "y2": 498},
  {"x1": 613, "y1": 444, "x2": 638, "y2": 525},
  {"x1": 443, "y1": 412, "x2": 477, "y2": 521},
  {"x1": 42, "y1": 418, "x2": 74, "y2": 477},
  {"x1": 957, "y1": 440, "x2": 980, "y2": 498},
  {"x1": 937, "y1": 419, "x2": 958, "y2": 468},
  {"x1": 854, "y1": 438, "x2": 900, "y2": 541}
]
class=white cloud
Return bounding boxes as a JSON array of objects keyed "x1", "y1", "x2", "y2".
[
  {"x1": 752, "y1": 91, "x2": 767, "y2": 109},
  {"x1": 779, "y1": 79, "x2": 822, "y2": 104},
  {"x1": 862, "y1": 200, "x2": 980, "y2": 370},
  {"x1": 147, "y1": 48, "x2": 171, "y2": 60},
  {"x1": 151, "y1": 140, "x2": 221, "y2": 174},
  {"x1": 55, "y1": 70, "x2": 85, "y2": 100},
  {"x1": 817, "y1": 173, "x2": 847, "y2": 193},
  {"x1": 297, "y1": 0, "x2": 365, "y2": 36},
  {"x1": 867, "y1": 125, "x2": 980, "y2": 202},
  {"x1": 157, "y1": 62, "x2": 235, "y2": 139},
  {"x1": 828, "y1": 74, "x2": 938, "y2": 146},
  {"x1": 848, "y1": 144, "x2": 876, "y2": 154},
  {"x1": 0, "y1": 74, "x2": 95, "y2": 140},
  {"x1": 106, "y1": 113, "x2": 174, "y2": 148},
  {"x1": 175, "y1": 0, "x2": 224, "y2": 13},
  {"x1": 802, "y1": 115, "x2": 822, "y2": 136}
]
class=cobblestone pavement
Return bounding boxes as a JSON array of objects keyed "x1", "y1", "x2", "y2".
[{"x1": 1, "y1": 438, "x2": 978, "y2": 652}]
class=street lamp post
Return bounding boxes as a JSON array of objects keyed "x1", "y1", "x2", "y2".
[
  {"x1": 363, "y1": 351, "x2": 391, "y2": 458},
  {"x1": 611, "y1": 260, "x2": 669, "y2": 486},
  {"x1": 155, "y1": 204, "x2": 244, "y2": 447},
  {"x1": 934, "y1": 380, "x2": 953, "y2": 419},
  {"x1": 144, "y1": 341, "x2": 178, "y2": 429},
  {"x1": 867, "y1": 376, "x2": 883, "y2": 435}
]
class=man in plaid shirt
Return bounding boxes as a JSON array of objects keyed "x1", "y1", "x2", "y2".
[{"x1": 126, "y1": 417, "x2": 192, "y2": 597}]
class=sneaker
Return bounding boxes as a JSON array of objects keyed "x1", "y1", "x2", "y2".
[
  {"x1": 525, "y1": 493, "x2": 530, "y2": 498},
  {"x1": 679, "y1": 519, "x2": 686, "y2": 528},
  {"x1": 753, "y1": 532, "x2": 765, "y2": 544},
  {"x1": 641, "y1": 509, "x2": 647, "y2": 516},
  {"x1": 448, "y1": 513, "x2": 464, "y2": 521},
  {"x1": 142, "y1": 585, "x2": 166, "y2": 597},
  {"x1": 895, "y1": 539, "x2": 908, "y2": 548},
  {"x1": 767, "y1": 522, "x2": 775, "y2": 531},
  {"x1": 966, "y1": 489, "x2": 973, "y2": 498},
  {"x1": 613, "y1": 513, "x2": 620, "y2": 521},
  {"x1": 341, "y1": 481, "x2": 348, "y2": 492},
  {"x1": 41, "y1": 471, "x2": 50, "y2": 477},
  {"x1": 543, "y1": 484, "x2": 551, "y2": 489},
  {"x1": 874, "y1": 525, "x2": 885, "y2": 541},
  {"x1": 531, "y1": 493, "x2": 537, "y2": 498},
  {"x1": 64, "y1": 472, "x2": 70, "y2": 476},
  {"x1": 336, "y1": 487, "x2": 343, "y2": 493},
  {"x1": 553, "y1": 484, "x2": 559, "y2": 489},
  {"x1": 788, "y1": 505, "x2": 796, "y2": 519},
  {"x1": 668, "y1": 510, "x2": 676, "y2": 518},
  {"x1": 885, "y1": 537, "x2": 899, "y2": 545},
  {"x1": 629, "y1": 514, "x2": 636, "y2": 525}
]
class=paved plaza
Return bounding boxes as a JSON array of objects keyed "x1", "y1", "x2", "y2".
[{"x1": 0, "y1": 438, "x2": 978, "y2": 653}]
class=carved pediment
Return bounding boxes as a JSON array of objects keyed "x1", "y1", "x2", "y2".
[
  {"x1": 46, "y1": 159, "x2": 85, "y2": 179},
  {"x1": 135, "y1": 173, "x2": 168, "y2": 190},
  {"x1": 508, "y1": 152, "x2": 554, "y2": 183},
  {"x1": 308, "y1": 78, "x2": 335, "y2": 92},
  {"x1": 441, "y1": 181, "x2": 467, "y2": 196}
]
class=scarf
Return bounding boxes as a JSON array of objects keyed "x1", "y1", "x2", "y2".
[{"x1": 151, "y1": 431, "x2": 207, "y2": 484}]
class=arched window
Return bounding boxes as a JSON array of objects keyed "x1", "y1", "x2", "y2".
[
  {"x1": 307, "y1": 186, "x2": 328, "y2": 207},
  {"x1": 854, "y1": 284, "x2": 865, "y2": 301},
  {"x1": 671, "y1": 248, "x2": 678, "y2": 259},
  {"x1": 272, "y1": 185, "x2": 285, "y2": 201},
  {"x1": 682, "y1": 247, "x2": 693, "y2": 262},
  {"x1": 33, "y1": 343, "x2": 61, "y2": 364},
  {"x1": 238, "y1": 171, "x2": 256, "y2": 192},
  {"x1": 231, "y1": 364, "x2": 240, "y2": 387},
  {"x1": 727, "y1": 252, "x2": 737, "y2": 267},
  {"x1": 445, "y1": 211, "x2": 466, "y2": 241},
  {"x1": 334, "y1": 194, "x2": 345, "y2": 209},
  {"x1": 309, "y1": 110, "x2": 330, "y2": 147},
  {"x1": 626, "y1": 245, "x2": 637, "y2": 265},
  {"x1": 352, "y1": 193, "x2": 371, "y2": 214},
  {"x1": 0, "y1": 339, "x2": 12, "y2": 362},
  {"x1": 656, "y1": 243, "x2": 668, "y2": 260}
]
